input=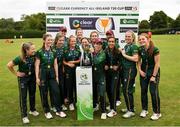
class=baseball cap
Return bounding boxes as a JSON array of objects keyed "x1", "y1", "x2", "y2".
[
  {"x1": 106, "y1": 30, "x2": 114, "y2": 36},
  {"x1": 59, "y1": 26, "x2": 67, "y2": 32}
]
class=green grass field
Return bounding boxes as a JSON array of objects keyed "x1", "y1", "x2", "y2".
[{"x1": 0, "y1": 35, "x2": 180, "y2": 126}]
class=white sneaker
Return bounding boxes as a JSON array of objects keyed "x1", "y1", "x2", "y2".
[
  {"x1": 121, "y1": 108, "x2": 128, "y2": 113},
  {"x1": 45, "y1": 112, "x2": 53, "y2": 119},
  {"x1": 69, "y1": 103, "x2": 75, "y2": 111},
  {"x1": 140, "y1": 110, "x2": 148, "y2": 118},
  {"x1": 151, "y1": 113, "x2": 162, "y2": 120},
  {"x1": 101, "y1": 113, "x2": 107, "y2": 119},
  {"x1": 56, "y1": 111, "x2": 67, "y2": 118},
  {"x1": 116, "y1": 101, "x2": 122, "y2": 106},
  {"x1": 22, "y1": 117, "x2": 30, "y2": 124},
  {"x1": 93, "y1": 104, "x2": 99, "y2": 112},
  {"x1": 62, "y1": 104, "x2": 67, "y2": 111},
  {"x1": 29, "y1": 110, "x2": 39, "y2": 116},
  {"x1": 107, "y1": 110, "x2": 117, "y2": 118},
  {"x1": 50, "y1": 107, "x2": 57, "y2": 113},
  {"x1": 122, "y1": 111, "x2": 135, "y2": 118},
  {"x1": 106, "y1": 105, "x2": 111, "y2": 111}
]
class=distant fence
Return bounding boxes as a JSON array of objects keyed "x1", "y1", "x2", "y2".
[{"x1": 0, "y1": 30, "x2": 45, "y2": 39}]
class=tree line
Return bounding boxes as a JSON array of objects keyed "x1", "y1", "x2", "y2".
[{"x1": 0, "y1": 11, "x2": 180, "y2": 39}]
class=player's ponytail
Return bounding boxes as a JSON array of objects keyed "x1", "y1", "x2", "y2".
[{"x1": 21, "y1": 42, "x2": 33, "y2": 61}]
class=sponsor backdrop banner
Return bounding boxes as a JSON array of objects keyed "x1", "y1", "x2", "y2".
[
  {"x1": 76, "y1": 67, "x2": 93, "y2": 120},
  {"x1": 46, "y1": 1, "x2": 139, "y2": 47}
]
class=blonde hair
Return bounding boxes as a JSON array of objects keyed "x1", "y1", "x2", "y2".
[
  {"x1": 126, "y1": 30, "x2": 136, "y2": 43},
  {"x1": 21, "y1": 42, "x2": 34, "y2": 61}
]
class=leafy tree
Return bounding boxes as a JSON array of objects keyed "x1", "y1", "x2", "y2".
[
  {"x1": 149, "y1": 11, "x2": 168, "y2": 29},
  {"x1": 21, "y1": 13, "x2": 46, "y2": 31},
  {"x1": 139, "y1": 20, "x2": 150, "y2": 30},
  {"x1": 0, "y1": 18, "x2": 15, "y2": 30}
]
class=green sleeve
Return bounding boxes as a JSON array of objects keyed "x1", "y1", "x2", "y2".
[
  {"x1": 36, "y1": 49, "x2": 41, "y2": 59},
  {"x1": 53, "y1": 50, "x2": 57, "y2": 58},
  {"x1": 12, "y1": 56, "x2": 21, "y2": 65},
  {"x1": 131, "y1": 44, "x2": 138, "y2": 55},
  {"x1": 154, "y1": 47, "x2": 160, "y2": 55}
]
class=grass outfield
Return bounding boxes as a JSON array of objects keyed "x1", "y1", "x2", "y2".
[{"x1": 0, "y1": 35, "x2": 180, "y2": 126}]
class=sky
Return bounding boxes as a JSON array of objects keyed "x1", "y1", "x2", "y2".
[{"x1": 0, "y1": 0, "x2": 179, "y2": 21}]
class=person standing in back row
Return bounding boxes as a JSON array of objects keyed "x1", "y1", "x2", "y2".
[
  {"x1": 7, "y1": 42, "x2": 39, "y2": 124},
  {"x1": 138, "y1": 33, "x2": 161, "y2": 120}
]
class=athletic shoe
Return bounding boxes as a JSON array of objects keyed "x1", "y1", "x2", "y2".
[
  {"x1": 116, "y1": 101, "x2": 122, "y2": 106},
  {"x1": 140, "y1": 110, "x2": 148, "y2": 118},
  {"x1": 62, "y1": 104, "x2": 68, "y2": 111},
  {"x1": 56, "y1": 111, "x2": 67, "y2": 118},
  {"x1": 101, "y1": 113, "x2": 107, "y2": 119},
  {"x1": 93, "y1": 104, "x2": 99, "y2": 112},
  {"x1": 122, "y1": 111, "x2": 135, "y2": 118},
  {"x1": 150, "y1": 113, "x2": 162, "y2": 120},
  {"x1": 69, "y1": 103, "x2": 75, "y2": 111},
  {"x1": 29, "y1": 110, "x2": 39, "y2": 116},
  {"x1": 107, "y1": 110, "x2": 117, "y2": 117},
  {"x1": 22, "y1": 117, "x2": 30, "y2": 124},
  {"x1": 121, "y1": 108, "x2": 128, "y2": 113},
  {"x1": 45, "y1": 112, "x2": 53, "y2": 119},
  {"x1": 50, "y1": 107, "x2": 57, "y2": 113}
]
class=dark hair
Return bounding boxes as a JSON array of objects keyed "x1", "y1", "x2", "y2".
[
  {"x1": 140, "y1": 33, "x2": 155, "y2": 56},
  {"x1": 21, "y1": 42, "x2": 34, "y2": 61},
  {"x1": 54, "y1": 34, "x2": 64, "y2": 46},
  {"x1": 107, "y1": 37, "x2": 119, "y2": 55},
  {"x1": 42, "y1": 33, "x2": 52, "y2": 49}
]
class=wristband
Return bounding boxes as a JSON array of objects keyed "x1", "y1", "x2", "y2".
[{"x1": 152, "y1": 75, "x2": 156, "y2": 77}]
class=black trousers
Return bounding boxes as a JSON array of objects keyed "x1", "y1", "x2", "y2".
[
  {"x1": 106, "y1": 69, "x2": 119, "y2": 111},
  {"x1": 93, "y1": 75, "x2": 106, "y2": 113},
  {"x1": 122, "y1": 67, "x2": 137, "y2": 112},
  {"x1": 50, "y1": 66, "x2": 65, "y2": 107},
  {"x1": 116, "y1": 67, "x2": 123, "y2": 101},
  {"x1": 18, "y1": 75, "x2": 36, "y2": 118},
  {"x1": 39, "y1": 78, "x2": 62, "y2": 113},
  {"x1": 140, "y1": 71, "x2": 160, "y2": 113},
  {"x1": 65, "y1": 66, "x2": 76, "y2": 104}
]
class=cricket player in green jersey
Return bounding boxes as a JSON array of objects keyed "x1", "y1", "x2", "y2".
[
  {"x1": 92, "y1": 38, "x2": 107, "y2": 119},
  {"x1": 105, "y1": 37, "x2": 121, "y2": 118},
  {"x1": 35, "y1": 34, "x2": 66, "y2": 119},
  {"x1": 7, "y1": 42, "x2": 39, "y2": 124},
  {"x1": 138, "y1": 33, "x2": 161, "y2": 120},
  {"x1": 63, "y1": 35, "x2": 81, "y2": 111},
  {"x1": 119, "y1": 30, "x2": 138, "y2": 118}
]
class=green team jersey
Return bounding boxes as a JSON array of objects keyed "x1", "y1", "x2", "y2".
[
  {"x1": 122, "y1": 43, "x2": 138, "y2": 69},
  {"x1": 138, "y1": 46, "x2": 160, "y2": 76},
  {"x1": 36, "y1": 48, "x2": 57, "y2": 68},
  {"x1": 63, "y1": 46, "x2": 81, "y2": 65},
  {"x1": 13, "y1": 55, "x2": 35, "y2": 75},
  {"x1": 53, "y1": 46, "x2": 64, "y2": 66},
  {"x1": 104, "y1": 48, "x2": 121, "y2": 67},
  {"x1": 102, "y1": 39, "x2": 120, "y2": 50},
  {"x1": 93, "y1": 50, "x2": 106, "y2": 79}
]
